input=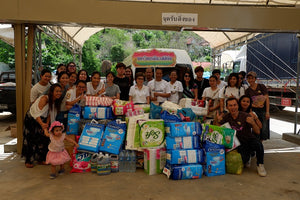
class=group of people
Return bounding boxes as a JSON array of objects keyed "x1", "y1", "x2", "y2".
[{"x1": 22, "y1": 61, "x2": 270, "y2": 177}]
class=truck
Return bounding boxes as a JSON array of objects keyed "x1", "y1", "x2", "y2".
[
  {"x1": 0, "y1": 71, "x2": 16, "y2": 114},
  {"x1": 232, "y1": 33, "x2": 299, "y2": 109}
]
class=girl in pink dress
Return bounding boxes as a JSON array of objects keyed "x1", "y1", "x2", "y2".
[{"x1": 45, "y1": 121, "x2": 79, "y2": 179}]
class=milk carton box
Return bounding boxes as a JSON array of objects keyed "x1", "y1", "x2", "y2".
[
  {"x1": 163, "y1": 164, "x2": 203, "y2": 180},
  {"x1": 203, "y1": 141, "x2": 226, "y2": 177},
  {"x1": 166, "y1": 136, "x2": 200, "y2": 150},
  {"x1": 166, "y1": 149, "x2": 203, "y2": 165},
  {"x1": 167, "y1": 122, "x2": 202, "y2": 137},
  {"x1": 99, "y1": 121, "x2": 127, "y2": 155},
  {"x1": 144, "y1": 148, "x2": 166, "y2": 175}
]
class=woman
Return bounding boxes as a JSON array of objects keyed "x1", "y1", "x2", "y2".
[
  {"x1": 219, "y1": 73, "x2": 245, "y2": 113},
  {"x1": 239, "y1": 95, "x2": 262, "y2": 129},
  {"x1": 51, "y1": 63, "x2": 66, "y2": 83},
  {"x1": 125, "y1": 66, "x2": 134, "y2": 87},
  {"x1": 77, "y1": 69, "x2": 90, "y2": 83},
  {"x1": 65, "y1": 80, "x2": 87, "y2": 109},
  {"x1": 66, "y1": 62, "x2": 77, "y2": 75},
  {"x1": 167, "y1": 70, "x2": 183, "y2": 104},
  {"x1": 182, "y1": 71, "x2": 198, "y2": 99},
  {"x1": 129, "y1": 72, "x2": 150, "y2": 104},
  {"x1": 86, "y1": 71, "x2": 105, "y2": 96},
  {"x1": 202, "y1": 75, "x2": 220, "y2": 122},
  {"x1": 56, "y1": 72, "x2": 70, "y2": 128},
  {"x1": 104, "y1": 72, "x2": 120, "y2": 100},
  {"x1": 68, "y1": 72, "x2": 77, "y2": 90},
  {"x1": 22, "y1": 84, "x2": 62, "y2": 168},
  {"x1": 30, "y1": 69, "x2": 52, "y2": 104},
  {"x1": 245, "y1": 71, "x2": 270, "y2": 141}
]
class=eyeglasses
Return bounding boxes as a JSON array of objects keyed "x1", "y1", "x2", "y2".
[{"x1": 184, "y1": 75, "x2": 190, "y2": 77}]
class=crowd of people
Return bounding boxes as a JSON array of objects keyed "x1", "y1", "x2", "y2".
[{"x1": 22, "y1": 61, "x2": 270, "y2": 177}]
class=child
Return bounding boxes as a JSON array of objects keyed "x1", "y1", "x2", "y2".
[{"x1": 44, "y1": 121, "x2": 79, "y2": 179}]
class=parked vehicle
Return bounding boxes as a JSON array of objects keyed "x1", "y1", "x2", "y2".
[
  {"x1": 0, "y1": 71, "x2": 16, "y2": 114},
  {"x1": 232, "y1": 33, "x2": 299, "y2": 109}
]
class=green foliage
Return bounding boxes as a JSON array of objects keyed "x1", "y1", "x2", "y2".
[
  {"x1": 0, "y1": 40, "x2": 15, "y2": 68},
  {"x1": 111, "y1": 44, "x2": 125, "y2": 63}
]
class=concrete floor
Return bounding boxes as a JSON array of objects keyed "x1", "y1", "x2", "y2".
[{"x1": 0, "y1": 113, "x2": 300, "y2": 200}]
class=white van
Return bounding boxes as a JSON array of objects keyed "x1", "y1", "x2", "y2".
[{"x1": 123, "y1": 48, "x2": 195, "y2": 82}]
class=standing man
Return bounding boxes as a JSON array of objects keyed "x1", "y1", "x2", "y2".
[
  {"x1": 216, "y1": 97, "x2": 267, "y2": 177},
  {"x1": 212, "y1": 69, "x2": 227, "y2": 89},
  {"x1": 144, "y1": 67, "x2": 154, "y2": 86},
  {"x1": 147, "y1": 68, "x2": 171, "y2": 104},
  {"x1": 113, "y1": 63, "x2": 130, "y2": 101},
  {"x1": 194, "y1": 66, "x2": 209, "y2": 98}
]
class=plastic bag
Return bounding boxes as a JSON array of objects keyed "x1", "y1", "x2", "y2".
[
  {"x1": 149, "y1": 102, "x2": 162, "y2": 119},
  {"x1": 70, "y1": 148, "x2": 92, "y2": 173},
  {"x1": 225, "y1": 150, "x2": 243, "y2": 175},
  {"x1": 177, "y1": 108, "x2": 196, "y2": 121},
  {"x1": 160, "y1": 110, "x2": 182, "y2": 123}
]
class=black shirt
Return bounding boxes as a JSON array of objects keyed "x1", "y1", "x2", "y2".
[
  {"x1": 194, "y1": 78, "x2": 210, "y2": 98},
  {"x1": 113, "y1": 76, "x2": 130, "y2": 101}
]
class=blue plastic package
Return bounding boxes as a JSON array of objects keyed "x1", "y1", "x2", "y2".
[
  {"x1": 203, "y1": 141, "x2": 226, "y2": 177},
  {"x1": 165, "y1": 164, "x2": 203, "y2": 180},
  {"x1": 78, "y1": 123, "x2": 105, "y2": 153},
  {"x1": 166, "y1": 136, "x2": 200, "y2": 150},
  {"x1": 67, "y1": 104, "x2": 81, "y2": 135},
  {"x1": 166, "y1": 149, "x2": 203, "y2": 165},
  {"x1": 167, "y1": 122, "x2": 202, "y2": 137}
]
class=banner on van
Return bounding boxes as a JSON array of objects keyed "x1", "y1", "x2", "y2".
[{"x1": 132, "y1": 49, "x2": 176, "y2": 67}]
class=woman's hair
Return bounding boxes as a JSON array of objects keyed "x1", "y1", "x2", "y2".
[
  {"x1": 91, "y1": 71, "x2": 101, "y2": 78},
  {"x1": 106, "y1": 71, "x2": 115, "y2": 78},
  {"x1": 169, "y1": 70, "x2": 177, "y2": 76},
  {"x1": 57, "y1": 71, "x2": 69, "y2": 83},
  {"x1": 182, "y1": 70, "x2": 195, "y2": 88},
  {"x1": 135, "y1": 72, "x2": 144, "y2": 80},
  {"x1": 66, "y1": 62, "x2": 76, "y2": 73},
  {"x1": 238, "y1": 95, "x2": 253, "y2": 113},
  {"x1": 209, "y1": 75, "x2": 218, "y2": 81},
  {"x1": 56, "y1": 63, "x2": 66, "y2": 75},
  {"x1": 48, "y1": 83, "x2": 62, "y2": 112},
  {"x1": 41, "y1": 69, "x2": 51, "y2": 77},
  {"x1": 77, "y1": 69, "x2": 90, "y2": 83},
  {"x1": 227, "y1": 73, "x2": 239, "y2": 88},
  {"x1": 76, "y1": 80, "x2": 87, "y2": 86}
]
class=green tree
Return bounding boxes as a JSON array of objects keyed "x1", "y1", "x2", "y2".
[
  {"x1": 0, "y1": 40, "x2": 15, "y2": 68},
  {"x1": 111, "y1": 44, "x2": 125, "y2": 63}
]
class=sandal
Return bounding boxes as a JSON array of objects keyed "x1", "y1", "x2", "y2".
[{"x1": 25, "y1": 163, "x2": 34, "y2": 168}]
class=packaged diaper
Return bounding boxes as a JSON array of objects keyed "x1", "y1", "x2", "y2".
[
  {"x1": 99, "y1": 121, "x2": 127, "y2": 155},
  {"x1": 166, "y1": 136, "x2": 200, "y2": 150},
  {"x1": 67, "y1": 104, "x2": 81, "y2": 135},
  {"x1": 144, "y1": 148, "x2": 166, "y2": 175},
  {"x1": 78, "y1": 123, "x2": 105, "y2": 153},
  {"x1": 163, "y1": 164, "x2": 203, "y2": 180},
  {"x1": 139, "y1": 119, "x2": 165, "y2": 148},
  {"x1": 113, "y1": 100, "x2": 134, "y2": 115},
  {"x1": 166, "y1": 149, "x2": 203, "y2": 165},
  {"x1": 167, "y1": 122, "x2": 202, "y2": 137},
  {"x1": 82, "y1": 106, "x2": 114, "y2": 120},
  {"x1": 203, "y1": 141, "x2": 225, "y2": 177},
  {"x1": 202, "y1": 124, "x2": 235, "y2": 149}
]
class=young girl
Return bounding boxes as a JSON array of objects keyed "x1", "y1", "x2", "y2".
[
  {"x1": 45, "y1": 121, "x2": 79, "y2": 179},
  {"x1": 104, "y1": 71, "x2": 120, "y2": 100}
]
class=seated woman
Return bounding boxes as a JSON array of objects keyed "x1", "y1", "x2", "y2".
[
  {"x1": 65, "y1": 80, "x2": 87, "y2": 110},
  {"x1": 129, "y1": 72, "x2": 150, "y2": 104},
  {"x1": 104, "y1": 72, "x2": 120, "y2": 100},
  {"x1": 86, "y1": 71, "x2": 105, "y2": 97}
]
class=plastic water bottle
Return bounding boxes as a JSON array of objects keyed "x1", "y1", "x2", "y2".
[
  {"x1": 91, "y1": 153, "x2": 99, "y2": 173},
  {"x1": 119, "y1": 150, "x2": 126, "y2": 172},
  {"x1": 97, "y1": 153, "x2": 111, "y2": 175},
  {"x1": 130, "y1": 151, "x2": 136, "y2": 172},
  {"x1": 110, "y1": 154, "x2": 119, "y2": 173},
  {"x1": 125, "y1": 150, "x2": 131, "y2": 172}
]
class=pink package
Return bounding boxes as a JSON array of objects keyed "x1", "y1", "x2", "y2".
[{"x1": 70, "y1": 148, "x2": 92, "y2": 173}]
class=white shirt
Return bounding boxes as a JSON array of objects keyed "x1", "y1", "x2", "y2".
[
  {"x1": 65, "y1": 88, "x2": 86, "y2": 107},
  {"x1": 30, "y1": 82, "x2": 51, "y2": 103},
  {"x1": 167, "y1": 81, "x2": 183, "y2": 104},
  {"x1": 86, "y1": 81, "x2": 105, "y2": 96},
  {"x1": 129, "y1": 85, "x2": 150, "y2": 104},
  {"x1": 219, "y1": 86, "x2": 245, "y2": 111},
  {"x1": 217, "y1": 81, "x2": 227, "y2": 90},
  {"x1": 202, "y1": 87, "x2": 220, "y2": 118},
  {"x1": 147, "y1": 79, "x2": 171, "y2": 103}
]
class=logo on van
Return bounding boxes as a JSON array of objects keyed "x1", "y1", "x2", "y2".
[{"x1": 132, "y1": 49, "x2": 176, "y2": 67}]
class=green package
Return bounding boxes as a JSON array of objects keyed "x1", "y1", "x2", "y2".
[{"x1": 139, "y1": 120, "x2": 165, "y2": 148}]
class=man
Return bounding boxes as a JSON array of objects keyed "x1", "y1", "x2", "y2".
[
  {"x1": 113, "y1": 63, "x2": 130, "y2": 101},
  {"x1": 212, "y1": 69, "x2": 227, "y2": 89},
  {"x1": 147, "y1": 68, "x2": 171, "y2": 104},
  {"x1": 144, "y1": 67, "x2": 154, "y2": 86},
  {"x1": 216, "y1": 97, "x2": 267, "y2": 177},
  {"x1": 194, "y1": 66, "x2": 209, "y2": 98}
]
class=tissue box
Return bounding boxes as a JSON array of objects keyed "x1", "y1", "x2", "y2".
[
  {"x1": 139, "y1": 120, "x2": 165, "y2": 148},
  {"x1": 166, "y1": 136, "x2": 200, "y2": 150},
  {"x1": 83, "y1": 106, "x2": 113, "y2": 120},
  {"x1": 166, "y1": 149, "x2": 203, "y2": 165},
  {"x1": 166, "y1": 122, "x2": 202, "y2": 137},
  {"x1": 99, "y1": 121, "x2": 127, "y2": 155},
  {"x1": 164, "y1": 164, "x2": 203, "y2": 180},
  {"x1": 203, "y1": 141, "x2": 226, "y2": 177},
  {"x1": 78, "y1": 123, "x2": 105, "y2": 153},
  {"x1": 144, "y1": 148, "x2": 166, "y2": 175}
]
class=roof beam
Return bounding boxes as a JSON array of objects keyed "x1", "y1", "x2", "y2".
[{"x1": 0, "y1": 0, "x2": 300, "y2": 32}]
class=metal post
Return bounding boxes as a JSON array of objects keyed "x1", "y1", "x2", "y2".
[{"x1": 295, "y1": 33, "x2": 300, "y2": 135}]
